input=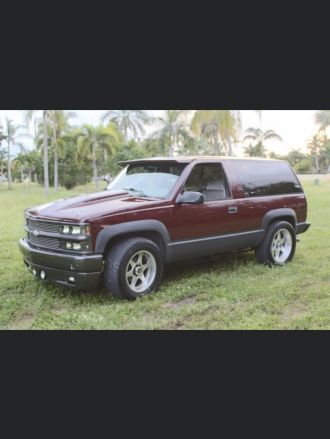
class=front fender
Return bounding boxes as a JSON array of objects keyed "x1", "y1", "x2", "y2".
[{"x1": 94, "y1": 219, "x2": 171, "y2": 254}]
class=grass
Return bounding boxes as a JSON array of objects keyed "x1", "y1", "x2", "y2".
[{"x1": 0, "y1": 177, "x2": 329, "y2": 330}]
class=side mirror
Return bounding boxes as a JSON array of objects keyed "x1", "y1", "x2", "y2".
[{"x1": 177, "y1": 191, "x2": 205, "y2": 205}]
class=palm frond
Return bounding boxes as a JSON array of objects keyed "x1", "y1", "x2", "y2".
[{"x1": 263, "y1": 130, "x2": 282, "y2": 142}]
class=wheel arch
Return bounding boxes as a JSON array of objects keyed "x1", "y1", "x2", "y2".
[
  {"x1": 95, "y1": 219, "x2": 171, "y2": 260},
  {"x1": 261, "y1": 208, "x2": 297, "y2": 232}
]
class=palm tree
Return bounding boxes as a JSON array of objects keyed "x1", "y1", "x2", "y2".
[
  {"x1": 25, "y1": 110, "x2": 51, "y2": 194},
  {"x1": 307, "y1": 134, "x2": 322, "y2": 173},
  {"x1": 243, "y1": 128, "x2": 282, "y2": 157},
  {"x1": 243, "y1": 143, "x2": 268, "y2": 158},
  {"x1": 0, "y1": 122, "x2": 6, "y2": 177},
  {"x1": 152, "y1": 110, "x2": 188, "y2": 156},
  {"x1": 191, "y1": 110, "x2": 221, "y2": 154},
  {"x1": 315, "y1": 110, "x2": 330, "y2": 135},
  {"x1": 191, "y1": 110, "x2": 241, "y2": 156},
  {"x1": 101, "y1": 110, "x2": 151, "y2": 142},
  {"x1": 77, "y1": 124, "x2": 121, "y2": 189},
  {"x1": 3, "y1": 118, "x2": 25, "y2": 190},
  {"x1": 0, "y1": 147, "x2": 7, "y2": 177},
  {"x1": 48, "y1": 111, "x2": 76, "y2": 191},
  {"x1": 15, "y1": 150, "x2": 40, "y2": 186},
  {"x1": 218, "y1": 110, "x2": 242, "y2": 156}
]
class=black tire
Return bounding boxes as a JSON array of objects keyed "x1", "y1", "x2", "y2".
[
  {"x1": 255, "y1": 220, "x2": 296, "y2": 266},
  {"x1": 104, "y1": 237, "x2": 164, "y2": 300}
]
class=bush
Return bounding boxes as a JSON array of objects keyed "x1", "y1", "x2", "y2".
[
  {"x1": 59, "y1": 145, "x2": 92, "y2": 189},
  {"x1": 294, "y1": 158, "x2": 313, "y2": 174}
]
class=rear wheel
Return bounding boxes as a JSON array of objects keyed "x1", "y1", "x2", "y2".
[
  {"x1": 255, "y1": 221, "x2": 296, "y2": 266},
  {"x1": 104, "y1": 237, "x2": 164, "y2": 300}
]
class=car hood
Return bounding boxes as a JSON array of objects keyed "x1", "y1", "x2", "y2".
[{"x1": 26, "y1": 190, "x2": 166, "y2": 223}]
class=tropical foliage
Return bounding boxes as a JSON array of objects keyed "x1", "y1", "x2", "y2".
[
  {"x1": 25, "y1": 110, "x2": 52, "y2": 193},
  {"x1": 77, "y1": 123, "x2": 122, "y2": 189},
  {"x1": 2, "y1": 118, "x2": 26, "y2": 189},
  {"x1": 150, "y1": 110, "x2": 190, "y2": 156},
  {"x1": 1, "y1": 109, "x2": 330, "y2": 192},
  {"x1": 191, "y1": 110, "x2": 242, "y2": 155},
  {"x1": 102, "y1": 110, "x2": 150, "y2": 142},
  {"x1": 315, "y1": 110, "x2": 330, "y2": 134},
  {"x1": 243, "y1": 127, "x2": 282, "y2": 158}
]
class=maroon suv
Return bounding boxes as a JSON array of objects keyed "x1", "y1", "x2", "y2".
[{"x1": 18, "y1": 156, "x2": 310, "y2": 299}]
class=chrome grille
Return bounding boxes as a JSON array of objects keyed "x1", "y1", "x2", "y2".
[
  {"x1": 28, "y1": 233, "x2": 60, "y2": 250},
  {"x1": 27, "y1": 218, "x2": 59, "y2": 234}
]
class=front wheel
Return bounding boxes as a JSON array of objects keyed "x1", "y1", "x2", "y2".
[
  {"x1": 104, "y1": 237, "x2": 164, "y2": 300},
  {"x1": 255, "y1": 221, "x2": 296, "y2": 266}
]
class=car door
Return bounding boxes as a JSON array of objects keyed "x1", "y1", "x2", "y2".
[{"x1": 169, "y1": 162, "x2": 242, "y2": 241}]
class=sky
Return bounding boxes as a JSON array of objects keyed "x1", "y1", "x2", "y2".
[{"x1": 0, "y1": 110, "x2": 320, "y2": 157}]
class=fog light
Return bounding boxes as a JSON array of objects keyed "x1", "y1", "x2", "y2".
[
  {"x1": 40, "y1": 271, "x2": 46, "y2": 280},
  {"x1": 68, "y1": 276, "x2": 75, "y2": 284},
  {"x1": 32, "y1": 269, "x2": 37, "y2": 276},
  {"x1": 66, "y1": 242, "x2": 73, "y2": 249}
]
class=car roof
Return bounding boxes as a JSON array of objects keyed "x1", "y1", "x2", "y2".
[{"x1": 118, "y1": 156, "x2": 284, "y2": 165}]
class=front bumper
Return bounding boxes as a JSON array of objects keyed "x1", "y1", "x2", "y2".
[{"x1": 18, "y1": 239, "x2": 104, "y2": 291}]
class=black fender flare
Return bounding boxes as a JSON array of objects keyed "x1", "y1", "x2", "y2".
[
  {"x1": 261, "y1": 208, "x2": 297, "y2": 232},
  {"x1": 95, "y1": 219, "x2": 172, "y2": 256}
]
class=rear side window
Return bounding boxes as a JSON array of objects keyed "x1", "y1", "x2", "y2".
[{"x1": 231, "y1": 160, "x2": 303, "y2": 197}]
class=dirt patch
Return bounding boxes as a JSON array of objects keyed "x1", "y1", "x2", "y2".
[
  {"x1": 166, "y1": 320, "x2": 185, "y2": 329},
  {"x1": 162, "y1": 295, "x2": 197, "y2": 310},
  {"x1": 9, "y1": 312, "x2": 36, "y2": 330},
  {"x1": 51, "y1": 306, "x2": 66, "y2": 316},
  {"x1": 281, "y1": 303, "x2": 309, "y2": 323}
]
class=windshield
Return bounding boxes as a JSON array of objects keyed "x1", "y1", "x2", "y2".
[{"x1": 107, "y1": 163, "x2": 187, "y2": 199}]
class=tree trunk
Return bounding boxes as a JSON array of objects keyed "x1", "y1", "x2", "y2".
[
  {"x1": 168, "y1": 143, "x2": 174, "y2": 157},
  {"x1": 53, "y1": 126, "x2": 59, "y2": 191},
  {"x1": 21, "y1": 168, "x2": 24, "y2": 183},
  {"x1": 54, "y1": 148, "x2": 58, "y2": 191},
  {"x1": 93, "y1": 158, "x2": 98, "y2": 190},
  {"x1": 226, "y1": 136, "x2": 233, "y2": 156},
  {"x1": 93, "y1": 144, "x2": 98, "y2": 189},
  {"x1": 213, "y1": 132, "x2": 221, "y2": 155},
  {"x1": 315, "y1": 154, "x2": 320, "y2": 173},
  {"x1": 7, "y1": 139, "x2": 12, "y2": 190},
  {"x1": 43, "y1": 110, "x2": 49, "y2": 194}
]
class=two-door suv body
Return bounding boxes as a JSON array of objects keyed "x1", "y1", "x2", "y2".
[{"x1": 19, "y1": 156, "x2": 310, "y2": 299}]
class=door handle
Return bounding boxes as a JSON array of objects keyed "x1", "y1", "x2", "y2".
[{"x1": 228, "y1": 206, "x2": 238, "y2": 214}]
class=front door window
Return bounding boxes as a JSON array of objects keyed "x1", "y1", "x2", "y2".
[{"x1": 184, "y1": 163, "x2": 229, "y2": 201}]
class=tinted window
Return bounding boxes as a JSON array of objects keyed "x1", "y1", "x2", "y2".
[
  {"x1": 231, "y1": 160, "x2": 302, "y2": 197},
  {"x1": 184, "y1": 164, "x2": 228, "y2": 201}
]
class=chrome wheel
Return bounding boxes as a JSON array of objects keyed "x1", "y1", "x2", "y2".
[
  {"x1": 271, "y1": 228, "x2": 293, "y2": 264},
  {"x1": 125, "y1": 250, "x2": 157, "y2": 294}
]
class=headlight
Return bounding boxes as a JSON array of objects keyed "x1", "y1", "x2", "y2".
[
  {"x1": 60, "y1": 224, "x2": 90, "y2": 235},
  {"x1": 62, "y1": 241, "x2": 90, "y2": 251}
]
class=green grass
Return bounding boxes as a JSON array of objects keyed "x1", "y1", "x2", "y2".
[{"x1": 0, "y1": 178, "x2": 329, "y2": 329}]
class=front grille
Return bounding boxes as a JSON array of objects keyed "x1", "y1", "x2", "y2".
[
  {"x1": 27, "y1": 218, "x2": 59, "y2": 234},
  {"x1": 28, "y1": 233, "x2": 60, "y2": 250},
  {"x1": 25, "y1": 216, "x2": 91, "y2": 253},
  {"x1": 26, "y1": 218, "x2": 61, "y2": 251}
]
